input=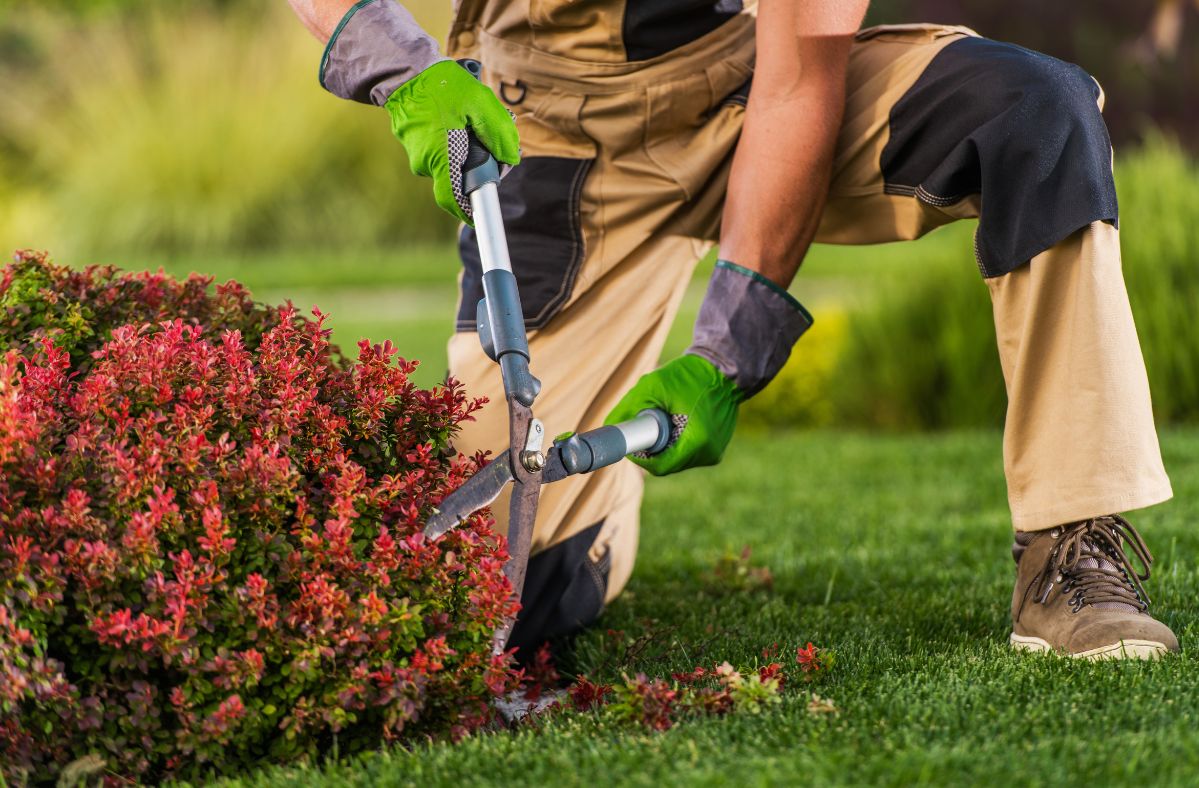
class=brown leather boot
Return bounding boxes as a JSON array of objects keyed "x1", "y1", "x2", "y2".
[{"x1": 1010, "y1": 515, "x2": 1179, "y2": 659}]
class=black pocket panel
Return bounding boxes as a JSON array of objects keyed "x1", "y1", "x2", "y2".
[{"x1": 456, "y1": 156, "x2": 593, "y2": 332}]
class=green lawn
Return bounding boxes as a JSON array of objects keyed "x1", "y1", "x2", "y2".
[
  {"x1": 217, "y1": 427, "x2": 1199, "y2": 787},
  {"x1": 127, "y1": 225, "x2": 1199, "y2": 785}
]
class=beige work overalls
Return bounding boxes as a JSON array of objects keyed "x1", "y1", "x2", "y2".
[{"x1": 442, "y1": 0, "x2": 1172, "y2": 647}]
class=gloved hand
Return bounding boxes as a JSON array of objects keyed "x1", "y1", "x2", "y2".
[
  {"x1": 605, "y1": 261, "x2": 814, "y2": 477},
  {"x1": 384, "y1": 61, "x2": 520, "y2": 224},
  {"x1": 318, "y1": 0, "x2": 520, "y2": 224},
  {"x1": 605, "y1": 354, "x2": 742, "y2": 476}
]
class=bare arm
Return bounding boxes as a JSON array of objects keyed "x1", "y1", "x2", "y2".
[
  {"x1": 719, "y1": 0, "x2": 870, "y2": 287},
  {"x1": 287, "y1": 0, "x2": 363, "y2": 41}
]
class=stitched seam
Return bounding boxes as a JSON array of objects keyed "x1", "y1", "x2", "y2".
[
  {"x1": 973, "y1": 227, "x2": 989, "y2": 276},
  {"x1": 883, "y1": 183, "x2": 917, "y2": 197},
  {"x1": 914, "y1": 184, "x2": 968, "y2": 207},
  {"x1": 318, "y1": 0, "x2": 379, "y2": 89},
  {"x1": 585, "y1": 553, "x2": 609, "y2": 605},
  {"x1": 883, "y1": 182, "x2": 972, "y2": 207}
]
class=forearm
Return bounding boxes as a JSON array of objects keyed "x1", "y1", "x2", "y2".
[
  {"x1": 287, "y1": 0, "x2": 359, "y2": 42},
  {"x1": 718, "y1": 68, "x2": 846, "y2": 288},
  {"x1": 719, "y1": 3, "x2": 864, "y2": 288}
]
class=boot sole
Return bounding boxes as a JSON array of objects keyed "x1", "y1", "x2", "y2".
[{"x1": 1010, "y1": 632, "x2": 1170, "y2": 660}]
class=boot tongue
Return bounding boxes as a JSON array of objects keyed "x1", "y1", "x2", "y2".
[
  {"x1": 1062, "y1": 519, "x2": 1148, "y2": 614},
  {"x1": 1074, "y1": 553, "x2": 1141, "y2": 613}
]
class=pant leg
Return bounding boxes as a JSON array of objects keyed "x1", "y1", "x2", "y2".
[
  {"x1": 988, "y1": 223, "x2": 1172, "y2": 530},
  {"x1": 447, "y1": 228, "x2": 703, "y2": 605},
  {"x1": 811, "y1": 26, "x2": 1171, "y2": 531}
]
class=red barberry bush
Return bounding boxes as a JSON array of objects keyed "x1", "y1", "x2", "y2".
[{"x1": 0, "y1": 252, "x2": 521, "y2": 783}]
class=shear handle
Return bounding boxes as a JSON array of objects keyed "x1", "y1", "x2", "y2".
[{"x1": 556, "y1": 409, "x2": 672, "y2": 475}]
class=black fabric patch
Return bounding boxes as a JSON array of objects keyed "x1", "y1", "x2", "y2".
[
  {"x1": 622, "y1": 0, "x2": 741, "y2": 61},
  {"x1": 508, "y1": 521, "x2": 608, "y2": 662},
  {"x1": 457, "y1": 156, "x2": 591, "y2": 331},
  {"x1": 881, "y1": 37, "x2": 1119, "y2": 277}
]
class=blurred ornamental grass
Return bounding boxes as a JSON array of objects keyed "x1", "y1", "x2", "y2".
[
  {"x1": 0, "y1": 1, "x2": 454, "y2": 257},
  {"x1": 1117, "y1": 133, "x2": 1199, "y2": 424},
  {"x1": 741, "y1": 310, "x2": 848, "y2": 429}
]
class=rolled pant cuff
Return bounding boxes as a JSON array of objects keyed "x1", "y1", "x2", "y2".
[{"x1": 1011, "y1": 479, "x2": 1174, "y2": 532}]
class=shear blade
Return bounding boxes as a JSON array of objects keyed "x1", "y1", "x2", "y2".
[{"x1": 424, "y1": 454, "x2": 514, "y2": 539}]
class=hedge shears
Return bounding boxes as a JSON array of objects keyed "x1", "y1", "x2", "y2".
[{"x1": 423, "y1": 60, "x2": 672, "y2": 655}]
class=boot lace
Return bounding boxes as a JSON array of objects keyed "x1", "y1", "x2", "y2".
[{"x1": 1033, "y1": 515, "x2": 1153, "y2": 614}]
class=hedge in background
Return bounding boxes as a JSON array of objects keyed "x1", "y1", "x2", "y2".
[
  {"x1": 868, "y1": 0, "x2": 1199, "y2": 151},
  {"x1": 826, "y1": 136, "x2": 1199, "y2": 430},
  {"x1": 0, "y1": 2, "x2": 455, "y2": 256},
  {"x1": 0, "y1": 253, "x2": 520, "y2": 783}
]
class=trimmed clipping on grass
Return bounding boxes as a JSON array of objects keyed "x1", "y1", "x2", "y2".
[{"x1": 506, "y1": 639, "x2": 834, "y2": 731}]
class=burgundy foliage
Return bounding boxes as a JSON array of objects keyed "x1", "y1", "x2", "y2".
[
  {"x1": 0, "y1": 252, "x2": 522, "y2": 783},
  {"x1": 560, "y1": 643, "x2": 824, "y2": 731}
]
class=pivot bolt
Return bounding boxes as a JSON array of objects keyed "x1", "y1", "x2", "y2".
[{"x1": 520, "y1": 450, "x2": 546, "y2": 472}]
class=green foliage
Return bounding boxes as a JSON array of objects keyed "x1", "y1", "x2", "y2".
[
  {"x1": 741, "y1": 310, "x2": 848, "y2": 429},
  {"x1": 0, "y1": 249, "x2": 276, "y2": 368},
  {"x1": 831, "y1": 225, "x2": 1004, "y2": 430},
  {"x1": 1116, "y1": 134, "x2": 1199, "y2": 424},
  {"x1": 0, "y1": 2, "x2": 454, "y2": 257},
  {"x1": 826, "y1": 138, "x2": 1199, "y2": 430}
]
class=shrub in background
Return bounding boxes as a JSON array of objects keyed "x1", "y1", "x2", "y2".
[
  {"x1": 0, "y1": 252, "x2": 519, "y2": 783},
  {"x1": 741, "y1": 310, "x2": 848, "y2": 429},
  {"x1": 826, "y1": 137, "x2": 1199, "y2": 430},
  {"x1": 0, "y1": 1, "x2": 455, "y2": 257},
  {"x1": 1117, "y1": 134, "x2": 1199, "y2": 424},
  {"x1": 831, "y1": 229, "x2": 1005, "y2": 431}
]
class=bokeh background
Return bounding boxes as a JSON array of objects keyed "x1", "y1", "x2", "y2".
[{"x1": 1, "y1": 0, "x2": 1196, "y2": 428}]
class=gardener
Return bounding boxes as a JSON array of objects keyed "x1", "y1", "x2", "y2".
[{"x1": 290, "y1": 0, "x2": 1178, "y2": 659}]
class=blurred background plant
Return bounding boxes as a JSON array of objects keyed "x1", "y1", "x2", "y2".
[
  {"x1": 0, "y1": 0, "x2": 454, "y2": 257},
  {"x1": 866, "y1": 0, "x2": 1199, "y2": 148},
  {"x1": 0, "y1": 0, "x2": 1195, "y2": 427}
]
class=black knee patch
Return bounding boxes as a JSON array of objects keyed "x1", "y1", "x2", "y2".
[
  {"x1": 507, "y1": 521, "x2": 609, "y2": 662},
  {"x1": 881, "y1": 37, "x2": 1118, "y2": 277}
]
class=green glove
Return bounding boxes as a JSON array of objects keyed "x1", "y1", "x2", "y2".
[
  {"x1": 316, "y1": 0, "x2": 520, "y2": 225},
  {"x1": 604, "y1": 261, "x2": 814, "y2": 478},
  {"x1": 605, "y1": 354, "x2": 743, "y2": 477},
  {"x1": 385, "y1": 61, "x2": 521, "y2": 225}
]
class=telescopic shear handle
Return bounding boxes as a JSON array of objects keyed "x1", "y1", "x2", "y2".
[
  {"x1": 456, "y1": 59, "x2": 541, "y2": 407},
  {"x1": 555, "y1": 409, "x2": 672, "y2": 476}
]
